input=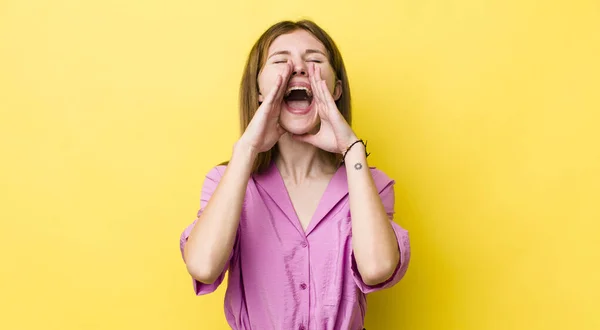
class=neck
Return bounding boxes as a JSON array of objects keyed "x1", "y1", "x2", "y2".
[{"x1": 275, "y1": 134, "x2": 336, "y2": 184}]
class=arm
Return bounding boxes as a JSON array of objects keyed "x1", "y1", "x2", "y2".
[
  {"x1": 291, "y1": 63, "x2": 409, "y2": 287},
  {"x1": 183, "y1": 142, "x2": 256, "y2": 284},
  {"x1": 182, "y1": 61, "x2": 292, "y2": 285},
  {"x1": 344, "y1": 142, "x2": 401, "y2": 286}
]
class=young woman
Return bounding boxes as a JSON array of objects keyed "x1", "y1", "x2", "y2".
[{"x1": 179, "y1": 19, "x2": 411, "y2": 330}]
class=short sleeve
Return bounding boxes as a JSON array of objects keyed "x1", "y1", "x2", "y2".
[
  {"x1": 350, "y1": 169, "x2": 411, "y2": 294},
  {"x1": 179, "y1": 165, "x2": 239, "y2": 295}
]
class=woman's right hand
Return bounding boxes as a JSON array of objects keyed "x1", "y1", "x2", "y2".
[{"x1": 237, "y1": 61, "x2": 292, "y2": 154}]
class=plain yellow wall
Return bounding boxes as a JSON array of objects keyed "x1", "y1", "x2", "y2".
[{"x1": 1, "y1": 0, "x2": 599, "y2": 329}]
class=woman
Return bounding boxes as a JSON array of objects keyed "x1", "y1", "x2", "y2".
[{"x1": 179, "y1": 19, "x2": 411, "y2": 330}]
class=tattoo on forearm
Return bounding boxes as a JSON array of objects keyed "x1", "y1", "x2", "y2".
[{"x1": 354, "y1": 163, "x2": 363, "y2": 170}]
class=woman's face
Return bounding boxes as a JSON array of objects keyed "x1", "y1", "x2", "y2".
[{"x1": 257, "y1": 29, "x2": 342, "y2": 135}]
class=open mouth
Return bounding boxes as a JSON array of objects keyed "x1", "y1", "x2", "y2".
[{"x1": 284, "y1": 85, "x2": 313, "y2": 113}]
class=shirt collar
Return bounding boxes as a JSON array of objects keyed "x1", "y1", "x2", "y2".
[{"x1": 253, "y1": 160, "x2": 349, "y2": 236}]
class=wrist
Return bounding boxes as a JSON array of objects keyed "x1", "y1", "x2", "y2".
[
  {"x1": 341, "y1": 138, "x2": 370, "y2": 165},
  {"x1": 340, "y1": 135, "x2": 359, "y2": 154},
  {"x1": 232, "y1": 140, "x2": 258, "y2": 165},
  {"x1": 344, "y1": 141, "x2": 366, "y2": 160}
]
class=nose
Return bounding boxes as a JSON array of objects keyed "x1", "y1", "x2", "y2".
[{"x1": 292, "y1": 62, "x2": 307, "y2": 76}]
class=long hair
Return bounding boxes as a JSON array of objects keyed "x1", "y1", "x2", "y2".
[{"x1": 227, "y1": 19, "x2": 352, "y2": 173}]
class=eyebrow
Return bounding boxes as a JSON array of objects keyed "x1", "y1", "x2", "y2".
[{"x1": 267, "y1": 49, "x2": 327, "y2": 59}]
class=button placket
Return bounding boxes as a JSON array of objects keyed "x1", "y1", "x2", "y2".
[{"x1": 300, "y1": 237, "x2": 310, "y2": 330}]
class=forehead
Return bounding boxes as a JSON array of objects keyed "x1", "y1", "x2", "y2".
[{"x1": 267, "y1": 29, "x2": 327, "y2": 54}]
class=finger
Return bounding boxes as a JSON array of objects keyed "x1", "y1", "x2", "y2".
[
  {"x1": 276, "y1": 122, "x2": 287, "y2": 136},
  {"x1": 317, "y1": 66, "x2": 328, "y2": 103},
  {"x1": 316, "y1": 71, "x2": 328, "y2": 108},
  {"x1": 308, "y1": 62, "x2": 315, "y2": 80},
  {"x1": 308, "y1": 63, "x2": 319, "y2": 101},
  {"x1": 280, "y1": 61, "x2": 293, "y2": 94},
  {"x1": 321, "y1": 80, "x2": 337, "y2": 110},
  {"x1": 272, "y1": 69, "x2": 286, "y2": 103},
  {"x1": 273, "y1": 61, "x2": 293, "y2": 103},
  {"x1": 318, "y1": 80, "x2": 338, "y2": 119},
  {"x1": 262, "y1": 74, "x2": 282, "y2": 106},
  {"x1": 267, "y1": 62, "x2": 292, "y2": 104},
  {"x1": 311, "y1": 65, "x2": 325, "y2": 105},
  {"x1": 285, "y1": 60, "x2": 293, "y2": 80}
]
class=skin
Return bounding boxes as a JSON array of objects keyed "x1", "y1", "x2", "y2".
[{"x1": 183, "y1": 30, "x2": 400, "y2": 287}]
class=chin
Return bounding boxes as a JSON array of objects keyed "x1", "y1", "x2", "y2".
[{"x1": 279, "y1": 103, "x2": 319, "y2": 135}]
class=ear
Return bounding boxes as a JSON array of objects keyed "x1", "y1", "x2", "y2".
[{"x1": 333, "y1": 79, "x2": 342, "y2": 101}]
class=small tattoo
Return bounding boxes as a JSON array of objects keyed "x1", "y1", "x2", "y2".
[{"x1": 354, "y1": 163, "x2": 363, "y2": 170}]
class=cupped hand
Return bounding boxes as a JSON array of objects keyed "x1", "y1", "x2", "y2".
[
  {"x1": 238, "y1": 61, "x2": 293, "y2": 154},
  {"x1": 291, "y1": 64, "x2": 358, "y2": 154}
]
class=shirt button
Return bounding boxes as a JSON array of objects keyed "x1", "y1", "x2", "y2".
[
  {"x1": 299, "y1": 325, "x2": 306, "y2": 330},
  {"x1": 300, "y1": 283, "x2": 307, "y2": 290},
  {"x1": 301, "y1": 241, "x2": 307, "y2": 248}
]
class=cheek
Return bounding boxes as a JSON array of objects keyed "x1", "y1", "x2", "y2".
[
  {"x1": 324, "y1": 77, "x2": 337, "y2": 95},
  {"x1": 318, "y1": 67, "x2": 337, "y2": 90},
  {"x1": 257, "y1": 69, "x2": 278, "y2": 93},
  {"x1": 257, "y1": 75, "x2": 267, "y2": 94}
]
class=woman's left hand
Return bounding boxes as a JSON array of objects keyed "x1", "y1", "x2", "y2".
[{"x1": 291, "y1": 64, "x2": 358, "y2": 154}]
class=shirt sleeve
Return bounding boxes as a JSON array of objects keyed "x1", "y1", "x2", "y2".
[
  {"x1": 350, "y1": 170, "x2": 411, "y2": 294},
  {"x1": 179, "y1": 165, "x2": 240, "y2": 295}
]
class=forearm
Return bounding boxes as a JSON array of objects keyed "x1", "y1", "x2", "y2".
[
  {"x1": 345, "y1": 142, "x2": 400, "y2": 286},
  {"x1": 183, "y1": 142, "x2": 256, "y2": 283}
]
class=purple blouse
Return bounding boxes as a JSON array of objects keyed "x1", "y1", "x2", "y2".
[{"x1": 180, "y1": 162, "x2": 410, "y2": 330}]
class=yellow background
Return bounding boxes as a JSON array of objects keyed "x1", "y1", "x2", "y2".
[{"x1": 1, "y1": 0, "x2": 599, "y2": 329}]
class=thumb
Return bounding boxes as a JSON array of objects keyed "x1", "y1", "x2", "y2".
[
  {"x1": 276, "y1": 123, "x2": 287, "y2": 136},
  {"x1": 291, "y1": 133, "x2": 319, "y2": 146}
]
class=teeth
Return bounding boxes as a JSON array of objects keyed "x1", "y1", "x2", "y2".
[{"x1": 285, "y1": 86, "x2": 312, "y2": 97}]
